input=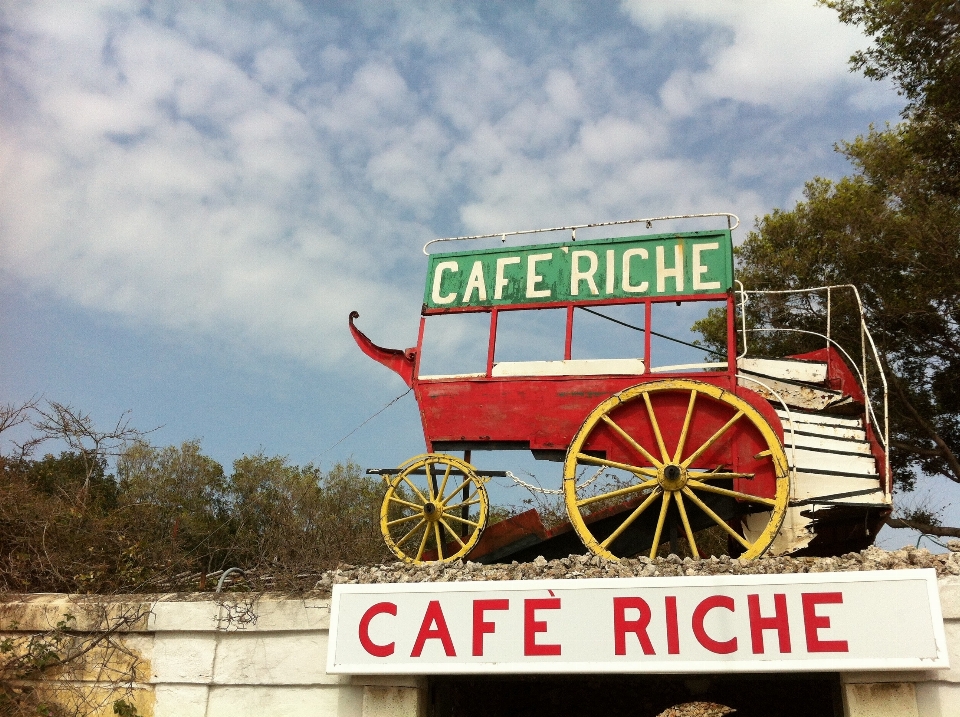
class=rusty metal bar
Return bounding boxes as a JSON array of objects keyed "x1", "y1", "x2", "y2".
[{"x1": 486, "y1": 308, "x2": 498, "y2": 378}]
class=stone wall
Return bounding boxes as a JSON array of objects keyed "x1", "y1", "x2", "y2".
[{"x1": 2, "y1": 546, "x2": 959, "y2": 717}]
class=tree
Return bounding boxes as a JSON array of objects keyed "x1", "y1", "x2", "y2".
[
  {"x1": 31, "y1": 402, "x2": 147, "y2": 504},
  {"x1": 695, "y1": 2, "x2": 960, "y2": 535},
  {"x1": 825, "y1": 0, "x2": 960, "y2": 197},
  {"x1": 117, "y1": 440, "x2": 230, "y2": 573}
]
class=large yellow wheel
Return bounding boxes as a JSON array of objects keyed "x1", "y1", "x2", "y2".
[
  {"x1": 380, "y1": 454, "x2": 489, "y2": 564},
  {"x1": 563, "y1": 379, "x2": 789, "y2": 561}
]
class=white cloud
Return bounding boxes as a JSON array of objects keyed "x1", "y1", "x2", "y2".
[
  {"x1": 0, "y1": 1, "x2": 897, "y2": 372},
  {"x1": 620, "y1": 0, "x2": 893, "y2": 115}
]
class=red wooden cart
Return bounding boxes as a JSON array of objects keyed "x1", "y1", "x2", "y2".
[{"x1": 351, "y1": 215, "x2": 891, "y2": 564}]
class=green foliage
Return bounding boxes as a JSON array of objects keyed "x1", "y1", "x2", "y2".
[
  {"x1": 11, "y1": 451, "x2": 118, "y2": 510},
  {"x1": 696, "y1": 1, "x2": 960, "y2": 490},
  {"x1": 824, "y1": 0, "x2": 960, "y2": 197},
  {"x1": 1, "y1": 433, "x2": 390, "y2": 592},
  {"x1": 112, "y1": 699, "x2": 139, "y2": 716}
]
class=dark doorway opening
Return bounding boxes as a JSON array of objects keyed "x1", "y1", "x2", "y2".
[{"x1": 430, "y1": 672, "x2": 841, "y2": 717}]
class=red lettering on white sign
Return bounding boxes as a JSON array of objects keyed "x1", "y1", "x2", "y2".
[
  {"x1": 748, "y1": 593, "x2": 791, "y2": 654},
  {"x1": 358, "y1": 602, "x2": 396, "y2": 657},
  {"x1": 802, "y1": 592, "x2": 849, "y2": 653},
  {"x1": 411, "y1": 600, "x2": 456, "y2": 657},
  {"x1": 692, "y1": 595, "x2": 737, "y2": 654},
  {"x1": 524, "y1": 598, "x2": 561, "y2": 656},
  {"x1": 613, "y1": 597, "x2": 655, "y2": 655},
  {"x1": 472, "y1": 599, "x2": 509, "y2": 656},
  {"x1": 665, "y1": 595, "x2": 680, "y2": 654}
]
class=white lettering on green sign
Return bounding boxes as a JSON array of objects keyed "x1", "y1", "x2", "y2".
[{"x1": 423, "y1": 231, "x2": 733, "y2": 309}]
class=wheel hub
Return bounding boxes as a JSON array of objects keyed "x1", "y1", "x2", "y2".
[
  {"x1": 658, "y1": 463, "x2": 688, "y2": 492},
  {"x1": 422, "y1": 501, "x2": 441, "y2": 522}
]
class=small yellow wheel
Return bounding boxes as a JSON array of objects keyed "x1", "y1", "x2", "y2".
[
  {"x1": 563, "y1": 379, "x2": 789, "y2": 561},
  {"x1": 380, "y1": 454, "x2": 489, "y2": 564}
]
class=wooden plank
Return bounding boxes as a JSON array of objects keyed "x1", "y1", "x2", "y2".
[
  {"x1": 740, "y1": 375, "x2": 844, "y2": 411},
  {"x1": 491, "y1": 358, "x2": 645, "y2": 377},
  {"x1": 738, "y1": 358, "x2": 828, "y2": 383},
  {"x1": 775, "y1": 409, "x2": 863, "y2": 428},
  {"x1": 783, "y1": 424, "x2": 866, "y2": 442},
  {"x1": 792, "y1": 473, "x2": 885, "y2": 503},
  {"x1": 784, "y1": 432, "x2": 874, "y2": 455},
  {"x1": 791, "y1": 448, "x2": 878, "y2": 475}
]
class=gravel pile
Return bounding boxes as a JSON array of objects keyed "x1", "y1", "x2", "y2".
[
  {"x1": 315, "y1": 543, "x2": 960, "y2": 592},
  {"x1": 655, "y1": 702, "x2": 735, "y2": 717}
]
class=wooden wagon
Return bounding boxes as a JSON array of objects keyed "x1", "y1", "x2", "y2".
[{"x1": 350, "y1": 215, "x2": 891, "y2": 564}]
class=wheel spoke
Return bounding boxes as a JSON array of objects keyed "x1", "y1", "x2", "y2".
[
  {"x1": 575, "y1": 452, "x2": 657, "y2": 477},
  {"x1": 440, "y1": 518, "x2": 466, "y2": 548},
  {"x1": 648, "y1": 491, "x2": 673, "y2": 559},
  {"x1": 681, "y1": 487, "x2": 751, "y2": 550},
  {"x1": 415, "y1": 524, "x2": 431, "y2": 560},
  {"x1": 576, "y1": 479, "x2": 658, "y2": 508},
  {"x1": 673, "y1": 390, "x2": 698, "y2": 463},
  {"x1": 599, "y1": 488, "x2": 662, "y2": 549},
  {"x1": 600, "y1": 415, "x2": 663, "y2": 468},
  {"x1": 686, "y1": 479, "x2": 777, "y2": 506},
  {"x1": 396, "y1": 519, "x2": 426, "y2": 548},
  {"x1": 437, "y1": 462, "x2": 453, "y2": 501},
  {"x1": 433, "y1": 522, "x2": 444, "y2": 561},
  {"x1": 388, "y1": 495, "x2": 423, "y2": 511},
  {"x1": 387, "y1": 512, "x2": 425, "y2": 528},
  {"x1": 425, "y1": 464, "x2": 436, "y2": 499},
  {"x1": 442, "y1": 478, "x2": 472, "y2": 505},
  {"x1": 687, "y1": 471, "x2": 756, "y2": 481},
  {"x1": 674, "y1": 492, "x2": 699, "y2": 558},
  {"x1": 443, "y1": 513, "x2": 480, "y2": 528},
  {"x1": 401, "y1": 475, "x2": 430, "y2": 504},
  {"x1": 681, "y1": 410, "x2": 745, "y2": 468},
  {"x1": 642, "y1": 393, "x2": 671, "y2": 463},
  {"x1": 444, "y1": 497, "x2": 481, "y2": 512}
]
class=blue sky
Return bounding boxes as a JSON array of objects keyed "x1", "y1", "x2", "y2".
[{"x1": 4, "y1": 1, "x2": 939, "y2": 545}]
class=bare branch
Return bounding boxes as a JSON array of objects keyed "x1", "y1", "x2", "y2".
[
  {"x1": 885, "y1": 517, "x2": 960, "y2": 538},
  {"x1": 0, "y1": 396, "x2": 42, "y2": 462}
]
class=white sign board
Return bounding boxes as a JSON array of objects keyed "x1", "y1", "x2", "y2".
[{"x1": 327, "y1": 570, "x2": 947, "y2": 674}]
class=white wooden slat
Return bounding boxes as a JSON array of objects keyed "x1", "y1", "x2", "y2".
[
  {"x1": 784, "y1": 432, "x2": 873, "y2": 455},
  {"x1": 491, "y1": 358, "x2": 645, "y2": 377},
  {"x1": 784, "y1": 424, "x2": 866, "y2": 442},
  {"x1": 738, "y1": 358, "x2": 828, "y2": 383},
  {"x1": 792, "y1": 448, "x2": 879, "y2": 475},
  {"x1": 775, "y1": 410, "x2": 863, "y2": 428},
  {"x1": 793, "y1": 472, "x2": 886, "y2": 504},
  {"x1": 740, "y1": 376, "x2": 844, "y2": 411}
]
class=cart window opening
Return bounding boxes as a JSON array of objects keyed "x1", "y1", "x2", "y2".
[
  {"x1": 649, "y1": 300, "x2": 728, "y2": 372},
  {"x1": 571, "y1": 303, "x2": 646, "y2": 360},
  {"x1": 418, "y1": 312, "x2": 490, "y2": 378},
  {"x1": 494, "y1": 308, "x2": 566, "y2": 363}
]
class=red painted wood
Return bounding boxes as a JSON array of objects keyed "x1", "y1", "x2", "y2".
[
  {"x1": 348, "y1": 312, "x2": 417, "y2": 387},
  {"x1": 486, "y1": 308, "x2": 498, "y2": 377},
  {"x1": 421, "y1": 293, "x2": 732, "y2": 316},
  {"x1": 414, "y1": 373, "x2": 783, "y2": 500},
  {"x1": 644, "y1": 299, "x2": 652, "y2": 367}
]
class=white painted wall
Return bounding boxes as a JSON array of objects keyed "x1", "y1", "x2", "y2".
[{"x1": 4, "y1": 576, "x2": 960, "y2": 716}]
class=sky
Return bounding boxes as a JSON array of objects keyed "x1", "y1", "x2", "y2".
[{"x1": 1, "y1": 1, "x2": 938, "y2": 547}]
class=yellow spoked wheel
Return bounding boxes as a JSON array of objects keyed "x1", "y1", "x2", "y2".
[
  {"x1": 563, "y1": 379, "x2": 789, "y2": 561},
  {"x1": 380, "y1": 454, "x2": 489, "y2": 564}
]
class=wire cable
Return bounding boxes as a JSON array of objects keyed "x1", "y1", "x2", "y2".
[
  {"x1": 319, "y1": 387, "x2": 413, "y2": 457},
  {"x1": 576, "y1": 306, "x2": 726, "y2": 358}
]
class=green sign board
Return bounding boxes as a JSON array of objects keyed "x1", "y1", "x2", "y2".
[{"x1": 423, "y1": 229, "x2": 733, "y2": 310}]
